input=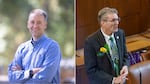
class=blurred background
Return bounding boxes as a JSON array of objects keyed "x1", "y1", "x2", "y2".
[{"x1": 0, "y1": 0, "x2": 74, "y2": 83}]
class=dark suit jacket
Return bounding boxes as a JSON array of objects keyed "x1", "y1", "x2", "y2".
[{"x1": 84, "y1": 29, "x2": 129, "y2": 84}]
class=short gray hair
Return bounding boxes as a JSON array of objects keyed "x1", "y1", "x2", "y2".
[
  {"x1": 98, "y1": 7, "x2": 118, "y2": 22},
  {"x1": 29, "y1": 9, "x2": 48, "y2": 21}
]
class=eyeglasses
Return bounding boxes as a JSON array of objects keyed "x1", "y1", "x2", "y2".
[{"x1": 103, "y1": 17, "x2": 121, "y2": 23}]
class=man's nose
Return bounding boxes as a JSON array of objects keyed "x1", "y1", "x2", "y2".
[
  {"x1": 33, "y1": 23, "x2": 38, "y2": 28},
  {"x1": 114, "y1": 20, "x2": 119, "y2": 25}
]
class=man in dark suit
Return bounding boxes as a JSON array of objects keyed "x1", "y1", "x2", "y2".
[{"x1": 84, "y1": 7, "x2": 130, "y2": 84}]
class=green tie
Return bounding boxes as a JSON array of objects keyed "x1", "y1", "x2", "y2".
[{"x1": 109, "y1": 37, "x2": 119, "y2": 76}]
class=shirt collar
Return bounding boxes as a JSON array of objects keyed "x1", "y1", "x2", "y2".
[
  {"x1": 31, "y1": 34, "x2": 47, "y2": 46},
  {"x1": 101, "y1": 28, "x2": 114, "y2": 41}
]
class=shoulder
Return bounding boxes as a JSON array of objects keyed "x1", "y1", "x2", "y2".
[
  {"x1": 18, "y1": 40, "x2": 31, "y2": 49},
  {"x1": 84, "y1": 29, "x2": 102, "y2": 49},
  {"x1": 86, "y1": 29, "x2": 101, "y2": 42},
  {"x1": 45, "y1": 38, "x2": 61, "y2": 56},
  {"x1": 116, "y1": 28, "x2": 126, "y2": 41},
  {"x1": 46, "y1": 37, "x2": 60, "y2": 48},
  {"x1": 16, "y1": 40, "x2": 31, "y2": 53},
  {"x1": 117, "y1": 28, "x2": 125, "y2": 34}
]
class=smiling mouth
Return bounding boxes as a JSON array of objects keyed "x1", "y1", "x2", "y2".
[{"x1": 32, "y1": 28, "x2": 39, "y2": 31}]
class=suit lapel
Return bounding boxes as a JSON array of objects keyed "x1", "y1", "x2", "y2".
[
  {"x1": 97, "y1": 29, "x2": 106, "y2": 45},
  {"x1": 97, "y1": 29, "x2": 114, "y2": 69},
  {"x1": 114, "y1": 32, "x2": 121, "y2": 66}
]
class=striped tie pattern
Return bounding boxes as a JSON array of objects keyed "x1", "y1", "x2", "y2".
[{"x1": 109, "y1": 37, "x2": 119, "y2": 76}]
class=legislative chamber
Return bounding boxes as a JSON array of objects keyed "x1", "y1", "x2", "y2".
[{"x1": 76, "y1": 0, "x2": 150, "y2": 84}]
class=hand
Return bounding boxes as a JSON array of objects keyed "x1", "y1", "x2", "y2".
[
  {"x1": 120, "y1": 66, "x2": 128, "y2": 77},
  {"x1": 12, "y1": 64, "x2": 22, "y2": 71},
  {"x1": 114, "y1": 66, "x2": 128, "y2": 84},
  {"x1": 114, "y1": 75, "x2": 127, "y2": 84},
  {"x1": 32, "y1": 68, "x2": 41, "y2": 74},
  {"x1": 114, "y1": 75, "x2": 123, "y2": 84}
]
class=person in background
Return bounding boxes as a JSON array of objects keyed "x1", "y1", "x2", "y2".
[
  {"x1": 8, "y1": 9, "x2": 61, "y2": 84},
  {"x1": 84, "y1": 7, "x2": 130, "y2": 84}
]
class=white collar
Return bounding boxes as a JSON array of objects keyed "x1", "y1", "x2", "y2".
[{"x1": 101, "y1": 28, "x2": 114, "y2": 41}]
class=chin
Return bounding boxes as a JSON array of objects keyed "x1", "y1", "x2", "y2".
[
  {"x1": 114, "y1": 28, "x2": 118, "y2": 32},
  {"x1": 32, "y1": 33, "x2": 40, "y2": 37}
]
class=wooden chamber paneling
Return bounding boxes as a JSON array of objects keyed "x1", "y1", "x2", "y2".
[{"x1": 76, "y1": 0, "x2": 104, "y2": 49}]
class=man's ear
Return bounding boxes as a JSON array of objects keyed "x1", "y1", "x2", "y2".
[
  {"x1": 27, "y1": 21, "x2": 30, "y2": 29},
  {"x1": 100, "y1": 21, "x2": 105, "y2": 25},
  {"x1": 44, "y1": 22, "x2": 47, "y2": 29}
]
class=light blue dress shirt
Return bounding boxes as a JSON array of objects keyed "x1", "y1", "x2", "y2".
[{"x1": 8, "y1": 34, "x2": 61, "y2": 84}]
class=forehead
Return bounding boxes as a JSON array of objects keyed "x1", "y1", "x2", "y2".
[
  {"x1": 28, "y1": 13, "x2": 45, "y2": 21},
  {"x1": 104, "y1": 13, "x2": 118, "y2": 19}
]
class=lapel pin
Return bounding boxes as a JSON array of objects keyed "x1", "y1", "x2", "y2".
[{"x1": 116, "y1": 36, "x2": 119, "y2": 39}]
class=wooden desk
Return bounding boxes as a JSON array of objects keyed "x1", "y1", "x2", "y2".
[
  {"x1": 126, "y1": 32, "x2": 150, "y2": 52},
  {"x1": 76, "y1": 48, "x2": 84, "y2": 66},
  {"x1": 76, "y1": 49, "x2": 89, "y2": 84},
  {"x1": 126, "y1": 40, "x2": 150, "y2": 52},
  {"x1": 76, "y1": 56, "x2": 84, "y2": 66},
  {"x1": 76, "y1": 64, "x2": 89, "y2": 84}
]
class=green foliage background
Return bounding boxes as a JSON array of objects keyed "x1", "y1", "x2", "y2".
[{"x1": 0, "y1": 0, "x2": 74, "y2": 74}]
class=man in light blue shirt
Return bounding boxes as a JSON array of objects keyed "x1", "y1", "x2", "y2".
[{"x1": 8, "y1": 9, "x2": 61, "y2": 84}]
